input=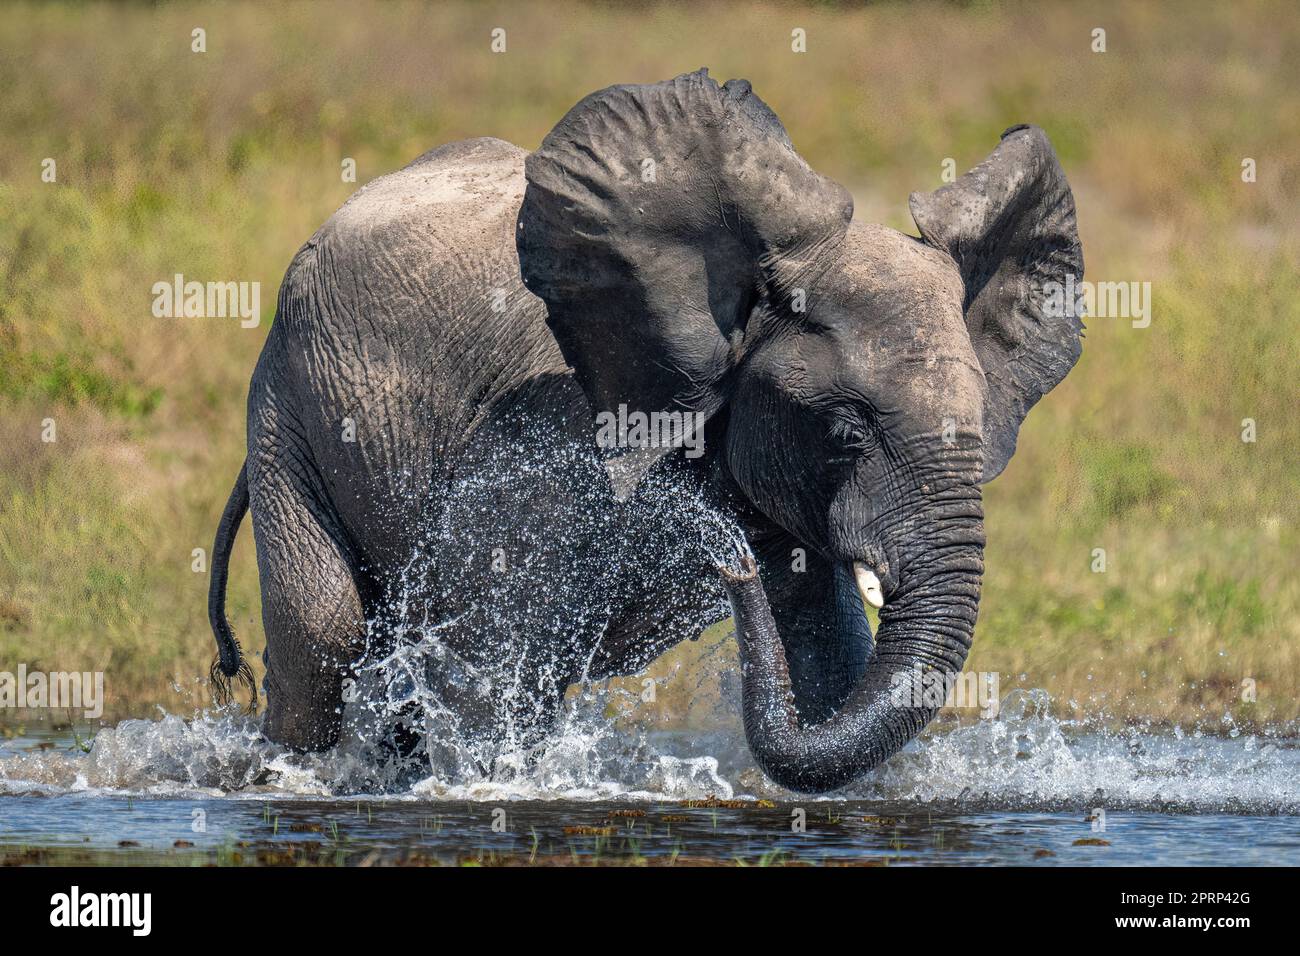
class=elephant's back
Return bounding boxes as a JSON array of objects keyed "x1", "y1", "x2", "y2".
[
  {"x1": 321, "y1": 137, "x2": 529, "y2": 276},
  {"x1": 258, "y1": 137, "x2": 584, "y2": 573},
  {"x1": 309, "y1": 137, "x2": 536, "y2": 317}
]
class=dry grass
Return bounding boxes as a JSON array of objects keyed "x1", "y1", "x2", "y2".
[{"x1": 0, "y1": 0, "x2": 1296, "y2": 730}]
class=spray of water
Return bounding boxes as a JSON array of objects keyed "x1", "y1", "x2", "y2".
[
  {"x1": 300, "y1": 407, "x2": 751, "y2": 794},
  {"x1": 4, "y1": 688, "x2": 1298, "y2": 813}
]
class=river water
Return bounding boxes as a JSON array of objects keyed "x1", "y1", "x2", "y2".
[{"x1": 2, "y1": 690, "x2": 1296, "y2": 865}]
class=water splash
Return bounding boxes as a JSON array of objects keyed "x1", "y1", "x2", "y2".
[
  {"x1": 320, "y1": 407, "x2": 746, "y2": 792},
  {"x1": 3, "y1": 686, "x2": 1298, "y2": 814},
  {"x1": 837, "y1": 690, "x2": 1300, "y2": 814}
]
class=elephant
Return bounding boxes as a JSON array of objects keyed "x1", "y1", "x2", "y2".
[{"x1": 208, "y1": 68, "x2": 1084, "y2": 793}]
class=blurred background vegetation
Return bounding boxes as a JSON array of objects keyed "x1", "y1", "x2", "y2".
[{"x1": 0, "y1": 1, "x2": 1295, "y2": 732}]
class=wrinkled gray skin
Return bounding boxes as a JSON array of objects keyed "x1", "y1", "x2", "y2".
[{"x1": 210, "y1": 69, "x2": 1084, "y2": 792}]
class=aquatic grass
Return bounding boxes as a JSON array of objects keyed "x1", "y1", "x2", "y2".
[
  {"x1": 736, "y1": 848, "x2": 791, "y2": 867},
  {"x1": 68, "y1": 722, "x2": 94, "y2": 753}
]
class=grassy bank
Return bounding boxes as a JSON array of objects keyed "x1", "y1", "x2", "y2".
[{"x1": 0, "y1": 0, "x2": 1296, "y2": 731}]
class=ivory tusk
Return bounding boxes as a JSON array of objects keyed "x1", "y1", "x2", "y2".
[{"x1": 853, "y1": 561, "x2": 885, "y2": 609}]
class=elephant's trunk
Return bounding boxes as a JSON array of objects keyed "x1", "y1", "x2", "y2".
[{"x1": 721, "y1": 531, "x2": 983, "y2": 793}]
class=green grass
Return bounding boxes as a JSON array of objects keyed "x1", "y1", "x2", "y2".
[{"x1": 0, "y1": 0, "x2": 1296, "y2": 731}]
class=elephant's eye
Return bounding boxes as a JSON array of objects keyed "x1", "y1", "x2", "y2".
[{"x1": 825, "y1": 418, "x2": 877, "y2": 464}]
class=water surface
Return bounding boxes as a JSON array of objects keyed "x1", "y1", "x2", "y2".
[{"x1": 3, "y1": 693, "x2": 1296, "y2": 865}]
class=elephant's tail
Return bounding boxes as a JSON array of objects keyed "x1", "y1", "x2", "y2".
[{"x1": 208, "y1": 460, "x2": 257, "y2": 712}]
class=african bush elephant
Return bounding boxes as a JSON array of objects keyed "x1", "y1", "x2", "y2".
[{"x1": 209, "y1": 69, "x2": 1083, "y2": 792}]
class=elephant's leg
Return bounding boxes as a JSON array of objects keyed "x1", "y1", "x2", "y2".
[
  {"x1": 747, "y1": 520, "x2": 874, "y2": 725},
  {"x1": 248, "y1": 444, "x2": 368, "y2": 752}
]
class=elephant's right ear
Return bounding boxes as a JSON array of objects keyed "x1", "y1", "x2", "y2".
[
  {"x1": 518, "y1": 69, "x2": 852, "y2": 498},
  {"x1": 909, "y1": 125, "x2": 1085, "y2": 483}
]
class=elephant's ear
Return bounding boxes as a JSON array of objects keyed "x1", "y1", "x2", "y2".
[
  {"x1": 518, "y1": 68, "x2": 852, "y2": 497},
  {"x1": 909, "y1": 124, "x2": 1084, "y2": 482}
]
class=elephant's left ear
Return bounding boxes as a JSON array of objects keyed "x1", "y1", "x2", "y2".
[
  {"x1": 517, "y1": 70, "x2": 852, "y2": 499},
  {"x1": 909, "y1": 125, "x2": 1084, "y2": 482}
]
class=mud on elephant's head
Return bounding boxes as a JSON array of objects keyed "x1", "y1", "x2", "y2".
[{"x1": 517, "y1": 69, "x2": 1084, "y2": 792}]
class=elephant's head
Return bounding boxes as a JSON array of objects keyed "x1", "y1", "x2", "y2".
[{"x1": 517, "y1": 70, "x2": 1084, "y2": 792}]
